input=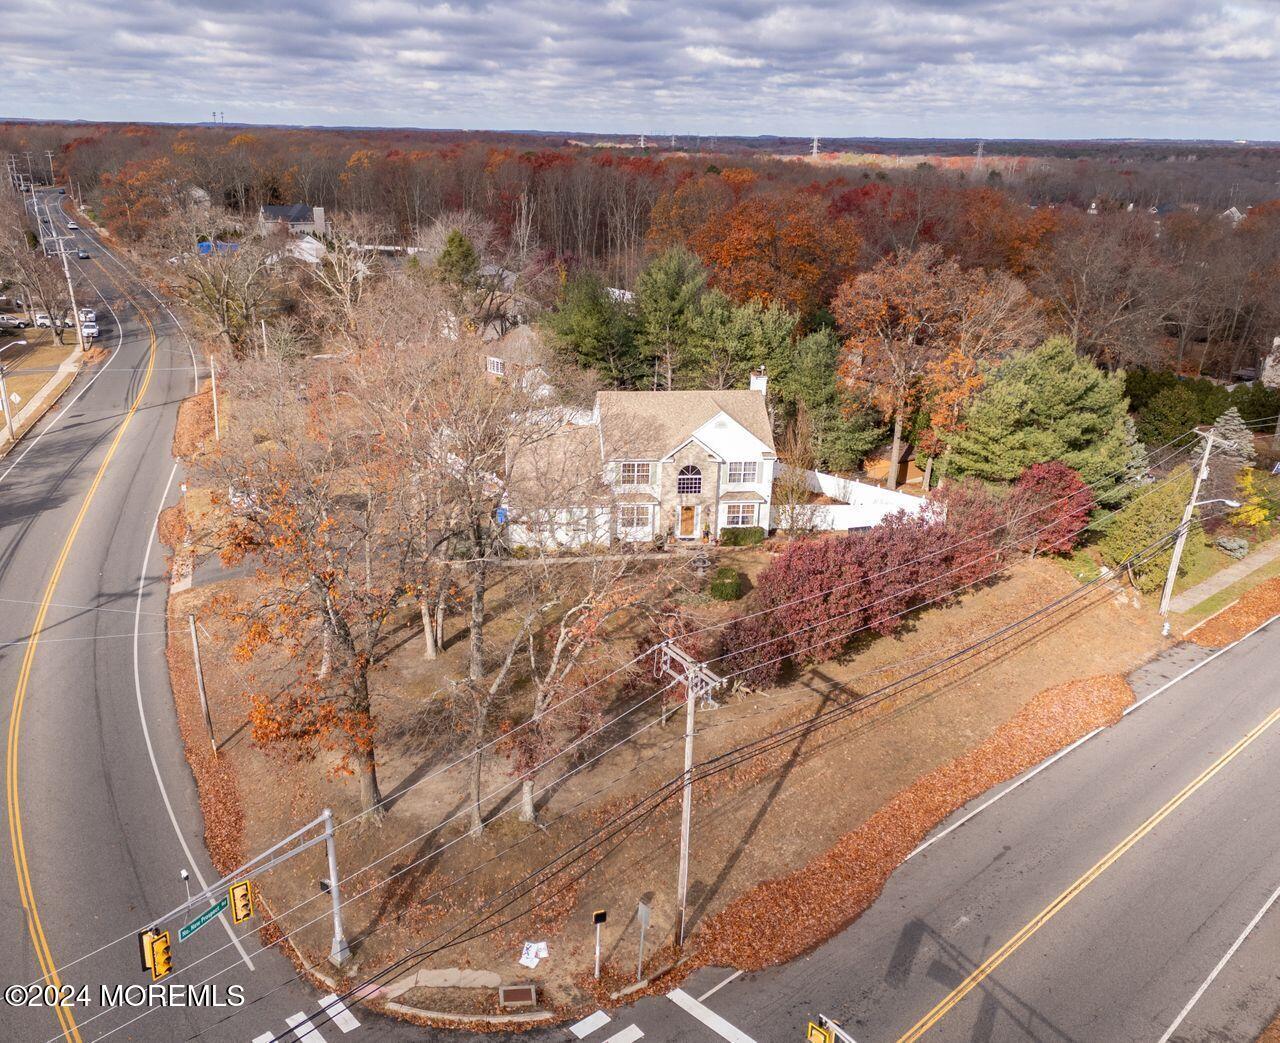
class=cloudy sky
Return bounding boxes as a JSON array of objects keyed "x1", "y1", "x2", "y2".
[{"x1": 2, "y1": 0, "x2": 1278, "y2": 139}]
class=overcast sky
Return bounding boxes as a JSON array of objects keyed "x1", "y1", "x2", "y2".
[{"x1": 2, "y1": 0, "x2": 1277, "y2": 140}]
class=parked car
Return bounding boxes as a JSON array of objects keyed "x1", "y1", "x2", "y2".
[
  {"x1": 0, "y1": 315, "x2": 30, "y2": 329},
  {"x1": 81, "y1": 322, "x2": 99, "y2": 340},
  {"x1": 34, "y1": 312, "x2": 51, "y2": 328}
]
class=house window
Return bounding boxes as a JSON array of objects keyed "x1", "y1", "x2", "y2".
[
  {"x1": 618, "y1": 462, "x2": 652, "y2": 486},
  {"x1": 677, "y1": 465, "x2": 702, "y2": 495},
  {"x1": 727, "y1": 461, "x2": 758, "y2": 484},
  {"x1": 486, "y1": 357, "x2": 505, "y2": 376},
  {"x1": 618, "y1": 504, "x2": 651, "y2": 529},
  {"x1": 725, "y1": 503, "x2": 757, "y2": 527}
]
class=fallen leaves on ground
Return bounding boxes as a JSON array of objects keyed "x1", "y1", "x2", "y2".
[
  {"x1": 173, "y1": 384, "x2": 214, "y2": 458},
  {"x1": 695, "y1": 674, "x2": 1134, "y2": 971},
  {"x1": 1188, "y1": 578, "x2": 1280, "y2": 648}
]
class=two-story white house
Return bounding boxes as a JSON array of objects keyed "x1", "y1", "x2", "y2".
[{"x1": 597, "y1": 371, "x2": 776, "y2": 542}]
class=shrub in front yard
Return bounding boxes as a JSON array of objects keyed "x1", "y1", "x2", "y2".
[
  {"x1": 1215, "y1": 535, "x2": 1249, "y2": 559},
  {"x1": 709, "y1": 567, "x2": 744, "y2": 600},
  {"x1": 1009, "y1": 462, "x2": 1096, "y2": 555},
  {"x1": 720, "y1": 525, "x2": 765, "y2": 547},
  {"x1": 1098, "y1": 471, "x2": 1199, "y2": 592},
  {"x1": 721, "y1": 511, "x2": 994, "y2": 685}
]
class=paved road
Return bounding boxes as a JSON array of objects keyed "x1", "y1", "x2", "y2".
[
  {"x1": 0, "y1": 191, "x2": 419, "y2": 1043},
  {"x1": 3, "y1": 192, "x2": 1276, "y2": 1043}
]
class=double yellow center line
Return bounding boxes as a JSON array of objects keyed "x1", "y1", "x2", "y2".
[
  {"x1": 897, "y1": 702, "x2": 1280, "y2": 1041},
  {"x1": 6, "y1": 280, "x2": 157, "y2": 1043}
]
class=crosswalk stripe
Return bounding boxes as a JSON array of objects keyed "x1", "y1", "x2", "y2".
[
  {"x1": 601, "y1": 1026, "x2": 644, "y2": 1043},
  {"x1": 570, "y1": 1009, "x2": 612, "y2": 1037},
  {"x1": 252, "y1": 1034, "x2": 274, "y2": 1043},
  {"x1": 667, "y1": 988, "x2": 758, "y2": 1043},
  {"x1": 317, "y1": 994, "x2": 361, "y2": 1033},
  {"x1": 285, "y1": 1011, "x2": 328, "y2": 1043}
]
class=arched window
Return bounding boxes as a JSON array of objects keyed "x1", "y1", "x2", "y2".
[{"x1": 677, "y1": 465, "x2": 702, "y2": 494}]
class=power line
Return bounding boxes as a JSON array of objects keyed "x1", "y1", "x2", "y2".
[{"x1": 222, "y1": 525, "x2": 1187, "y2": 1043}]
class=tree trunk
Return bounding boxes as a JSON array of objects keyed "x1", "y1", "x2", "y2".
[
  {"x1": 469, "y1": 555, "x2": 487, "y2": 683},
  {"x1": 468, "y1": 730, "x2": 485, "y2": 835},
  {"x1": 421, "y1": 597, "x2": 437, "y2": 660},
  {"x1": 887, "y1": 412, "x2": 903, "y2": 491},
  {"x1": 358, "y1": 746, "x2": 382, "y2": 819},
  {"x1": 519, "y1": 778, "x2": 536, "y2": 823},
  {"x1": 318, "y1": 621, "x2": 332, "y2": 680},
  {"x1": 922, "y1": 456, "x2": 933, "y2": 492}
]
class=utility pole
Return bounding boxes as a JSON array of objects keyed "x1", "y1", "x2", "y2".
[
  {"x1": 655, "y1": 640, "x2": 725, "y2": 947},
  {"x1": 44, "y1": 149, "x2": 55, "y2": 185},
  {"x1": 321, "y1": 808, "x2": 351, "y2": 966},
  {"x1": 51, "y1": 234, "x2": 86, "y2": 352},
  {"x1": 0, "y1": 365, "x2": 14, "y2": 442},
  {"x1": 187, "y1": 614, "x2": 217, "y2": 753},
  {"x1": 1159, "y1": 431, "x2": 1214, "y2": 619}
]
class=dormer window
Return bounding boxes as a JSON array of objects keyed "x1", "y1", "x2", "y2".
[{"x1": 677, "y1": 465, "x2": 702, "y2": 495}]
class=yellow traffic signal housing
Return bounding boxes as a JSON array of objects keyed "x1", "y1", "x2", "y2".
[
  {"x1": 149, "y1": 931, "x2": 172, "y2": 980},
  {"x1": 138, "y1": 929, "x2": 156, "y2": 972},
  {"x1": 229, "y1": 880, "x2": 254, "y2": 924}
]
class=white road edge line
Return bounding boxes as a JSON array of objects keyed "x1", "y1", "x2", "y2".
[
  {"x1": 133, "y1": 462, "x2": 254, "y2": 969},
  {"x1": 667, "y1": 987, "x2": 758, "y2": 1043},
  {"x1": 0, "y1": 245, "x2": 127, "y2": 490},
  {"x1": 907, "y1": 612, "x2": 1280, "y2": 860},
  {"x1": 697, "y1": 969, "x2": 743, "y2": 1002},
  {"x1": 1156, "y1": 881, "x2": 1280, "y2": 1043}
]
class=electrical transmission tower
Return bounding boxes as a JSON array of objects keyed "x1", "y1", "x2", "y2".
[{"x1": 811, "y1": 135, "x2": 819, "y2": 159}]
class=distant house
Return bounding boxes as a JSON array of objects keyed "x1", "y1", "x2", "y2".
[
  {"x1": 1221, "y1": 205, "x2": 1248, "y2": 226},
  {"x1": 259, "y1": 203, "x2": 326, "y2": 237},
  {"x1": 482, "y1": 325, "x2": 555, "y2": 397}
]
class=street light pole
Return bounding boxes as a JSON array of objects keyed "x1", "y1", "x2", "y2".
[
  {"x1": 1159, "y1": 431, "x2": 1214, "y2": 619},
  {"x1": 0, "y1": 365, "x2": 14, "y2": 442}
]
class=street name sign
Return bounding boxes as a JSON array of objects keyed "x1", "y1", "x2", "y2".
[{"x1": 179, "y1": 896, "x2": 229, "y2": 941}]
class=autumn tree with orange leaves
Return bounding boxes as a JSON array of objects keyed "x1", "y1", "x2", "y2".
[
  {"x1": 691, "y1": 192, "x2": 861, "y2": 321},
  {"x1": 204, "y1": 354, "x2": 426, "y2": 818},
  {"x1": 834, "y1": 247, "x2": 1043, "y2": 488}
]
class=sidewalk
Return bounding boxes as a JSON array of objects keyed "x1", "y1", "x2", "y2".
[
  {"x1": 0, "y1": 338, "x2": 82, "y2": 456},
  {"x1": 1168, "y1": 538, "x2": 1280, "y2": 614}
]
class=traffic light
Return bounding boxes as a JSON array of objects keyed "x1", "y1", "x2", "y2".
[
  {"x1": 229, "y1": 880, "x2": 254, "y2": 924},
  {"x1": 149, "y1": 931, "x2": 172, "y2": 980},
  {"x1": 138, "y1": 929, "x2": 156, "y2": 973}
]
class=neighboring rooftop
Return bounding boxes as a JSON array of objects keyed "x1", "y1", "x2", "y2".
[{"x1": 261, "y1": 203, "x2": 315, "y2": 223}]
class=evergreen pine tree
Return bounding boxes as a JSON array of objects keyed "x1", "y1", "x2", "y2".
[
  {"x1": 1212, "y1": 406, "x2": 1257, "y2": 463},
  {"x1": 634, "y1": 247, "x2": 705, "y2": 389},
  {"x1": 544, "y1": 273, "x2": 642, "y2": 387},
  {"x1": 946, "y1": 338, "x2": 1138, "y2": 504}
]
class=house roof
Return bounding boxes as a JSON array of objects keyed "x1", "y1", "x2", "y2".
[
  {"x1": 486, "y1": 325, "x2": 547, "y2": 368},
  {"x1": 262, "y1": 203, "x2": 314, "y2": 223},
  {"x1": 597, "y1": 389, "x2": 773, "y2": 460}
]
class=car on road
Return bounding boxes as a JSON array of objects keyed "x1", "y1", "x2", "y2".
[
  {"x1": 78, "y1": 308, "x2": 96, "y2": 323},
  {"x1": 57, "y1": 187, "x2": 66, "y2": 194},
  {"x1": 81, "y1": 322, "x2": 99, "y2": 340},
  {"x1": 76, "y1": 248, "x2": 90, "y2": 259},
  {"x1": 66, "y1": 221, "x2": 79, "y2": 230}
]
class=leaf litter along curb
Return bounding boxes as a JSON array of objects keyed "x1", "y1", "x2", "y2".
[
  {"x1": 1187, "y1": 577, "x2": 1280, "y2": 648},
  {"x1": 694, "y1": 674, "x2": 1135, "y2": 971}
]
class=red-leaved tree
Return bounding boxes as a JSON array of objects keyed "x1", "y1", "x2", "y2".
[
  {"x1": 720, "y1": 513, "x2": 993, "y2": 686},
  {"x1": 1008, "y1": 462, "x2": 1096, "y2": 555}
]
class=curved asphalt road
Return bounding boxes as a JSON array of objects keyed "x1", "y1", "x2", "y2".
[{"x1": 2, "y1": 191, "x2": 1277, "y2": 1043}]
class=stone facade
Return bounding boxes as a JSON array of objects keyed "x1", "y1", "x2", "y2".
[{"x1": 659, "y1": 442, "x2": 722, "y2": 540}]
